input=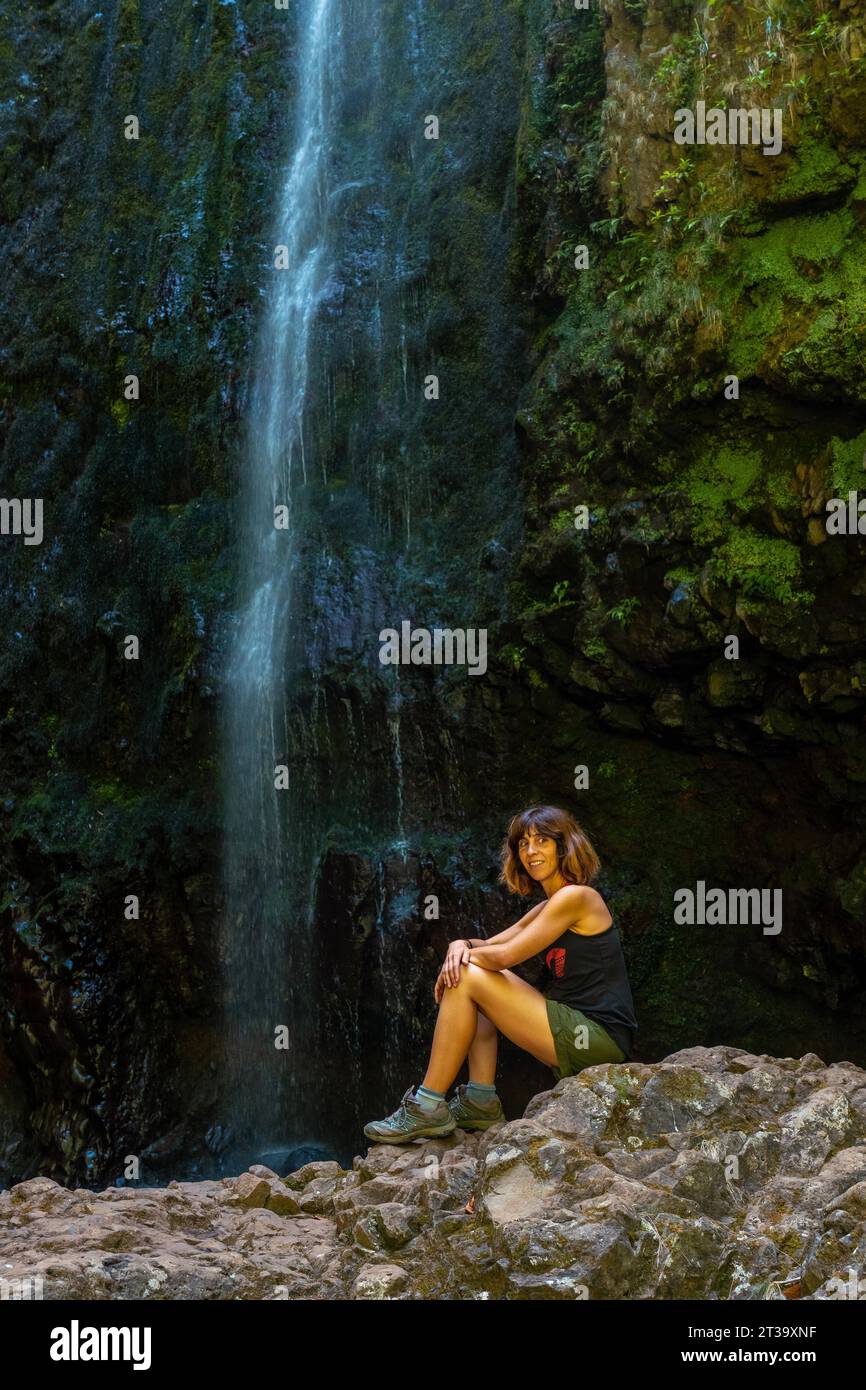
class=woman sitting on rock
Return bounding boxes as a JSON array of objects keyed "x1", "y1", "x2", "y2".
[{"x1": 364, "y1": 804, "x2": 638, "y2": 1143}]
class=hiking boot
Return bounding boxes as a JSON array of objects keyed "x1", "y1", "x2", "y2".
[
  {"x1": 363, "y1": 1086, "x2": 457, "y2": 1144},
  {"x1": 448, "y1": 1082, "x2": 505, "y2": 1130}
]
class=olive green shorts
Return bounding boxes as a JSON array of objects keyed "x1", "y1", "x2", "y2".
[{"x1": 545, "y1": 998, "x2": 626, "y2": 1080}]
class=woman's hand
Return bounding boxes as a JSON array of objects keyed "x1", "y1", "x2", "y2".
[
  {"x1": 444, "y1": 939, "x2": 471, "y2": 985},
  {"x1": 434, "y1": 940, "x2": 470, "y2": 1000}
]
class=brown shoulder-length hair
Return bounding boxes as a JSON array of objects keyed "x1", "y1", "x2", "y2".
[{"x1": 499, "y1": 805, "x2": 601, "y2": 897}]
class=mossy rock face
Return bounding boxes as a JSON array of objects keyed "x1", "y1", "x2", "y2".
[{"x1": 503, "y1": 0, "x2": 866, "y2": 1084}]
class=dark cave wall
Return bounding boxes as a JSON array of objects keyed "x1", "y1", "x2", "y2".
[{"x1": 0, "y1": 0, "x2": 293, "y2": 1185}]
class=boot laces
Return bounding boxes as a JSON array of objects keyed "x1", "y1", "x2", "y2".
[{"x1": 386, "y1": 1088, "x2": 420, "y2": 1130}]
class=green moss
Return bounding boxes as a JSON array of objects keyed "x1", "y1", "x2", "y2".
[
  {"x1": 93, "y1": 779, "x2": 141, "y2": 809},
  {"x1": 852, "y1": 165, "x2": 866, "y2": 205},
  {"x1": 829, "y1": 431, "x2": 866, "y2": 495},
  {"x1": 774, "y1": 1228, "x2": 805, "y2": 1259},
  {"x1": 681, "y1": 446, "x2": 764, "y2": 542},
  {"x1": 551, "y1": 508, "x2": 576, "y2": 534},
  {"x1": 664, "y1": 566, "x2": 699, "y2": 588},
  {"x1": 715, "y1": 529, "x2": 810, "y2": 606},
  {"x1": 659, "y1": 1068, "x2": 709, "y2": 1104},
  {"x1": 110, "y1": 398, "x2": 132, "y2": 431},
  {"x1": 773, "y1": 139, "x2": 854, "y2": 203},
  {"x1": 787, "y1": 210, "x2": 852, "y2": 268},
  {"x1": 718, "y1": 208, "x2": 866, "y2": 388}
]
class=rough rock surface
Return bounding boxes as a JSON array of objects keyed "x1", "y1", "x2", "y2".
[{"x1": 3, "y1": 1048, "x2": 865, "y2": 1300}]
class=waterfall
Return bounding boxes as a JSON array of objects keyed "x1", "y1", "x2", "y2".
[
  {"x1": 218, "y1": 0, "x2": 523, "y2": 1169},
  {"x1": 221, "y1": 0, "x2": 344, "y2": 1164}
]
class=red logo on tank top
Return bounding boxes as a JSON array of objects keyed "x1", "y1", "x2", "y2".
[{"x1": 546, "y1": 947, "x2": 566, "y2": 978}]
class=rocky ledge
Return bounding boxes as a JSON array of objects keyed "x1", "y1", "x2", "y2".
[{"x1": 2, "y1": 1047, "x2": 865, "y2": 1300}]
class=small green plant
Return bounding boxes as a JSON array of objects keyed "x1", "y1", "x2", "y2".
[
  {"x1": 590, "y1": 215, "x2": 625, "y2": 241},
  {"x1": 806, "y1": 12, "x2": 841, "y2": 56},
  {"x1": 657, "y1": 157, "x2": 696, "y2": 192},
  {"x1": 782, "y1": 74, "x2": 813, "y2": 112},
  {"x1": 652, "y1": 50, "x2": 682, "y2": 92},
  {"x1": 605, "y1": 596, "x2": 641, "y2": 627},
  {"x1": 503, "y1": 644, "x2": 527, "y2": 672}
]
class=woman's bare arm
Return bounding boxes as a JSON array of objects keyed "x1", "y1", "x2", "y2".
[
  {"x1": 469, "y1": 886, "x2": 593, "y2": 971},
  {"x1": 461, "y1": 900, "x2": 545, "y2": 950},
  {"x1": 437, "y1": 900, "x2": 547, "y2": 994}
]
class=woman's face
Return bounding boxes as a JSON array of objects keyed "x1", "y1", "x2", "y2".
[{"x1": 517, "y1": 827, "x2": 559, "y2": 885}]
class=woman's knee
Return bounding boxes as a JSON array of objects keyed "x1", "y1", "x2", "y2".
[{"x1": 454, "y1": 962, "x2": 487, "y2": 998}]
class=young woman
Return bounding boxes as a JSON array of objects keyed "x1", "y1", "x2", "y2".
[{"x1": 364, "y1": 805, "x2": 638, "y2": 1143}]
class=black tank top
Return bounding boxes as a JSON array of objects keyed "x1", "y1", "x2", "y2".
[{"x1": 541, "y1": 920, "x2": 637, "y2": 1060}]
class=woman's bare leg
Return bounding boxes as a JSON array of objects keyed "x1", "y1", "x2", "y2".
[
  {"x1": 421, "y1": 965, "x2": 558, "y2": 1093},
  {"x1": 466, "y1": 1009, "x2": 498, "y2": 1085}
]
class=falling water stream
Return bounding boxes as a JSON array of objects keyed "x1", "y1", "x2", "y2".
[
  {"x1": 222, "y1": 0, "x2": 345, "y2": 1166},
  {"x1": 219, "y1": 0, "x2": 522, "y2": 1170}
]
